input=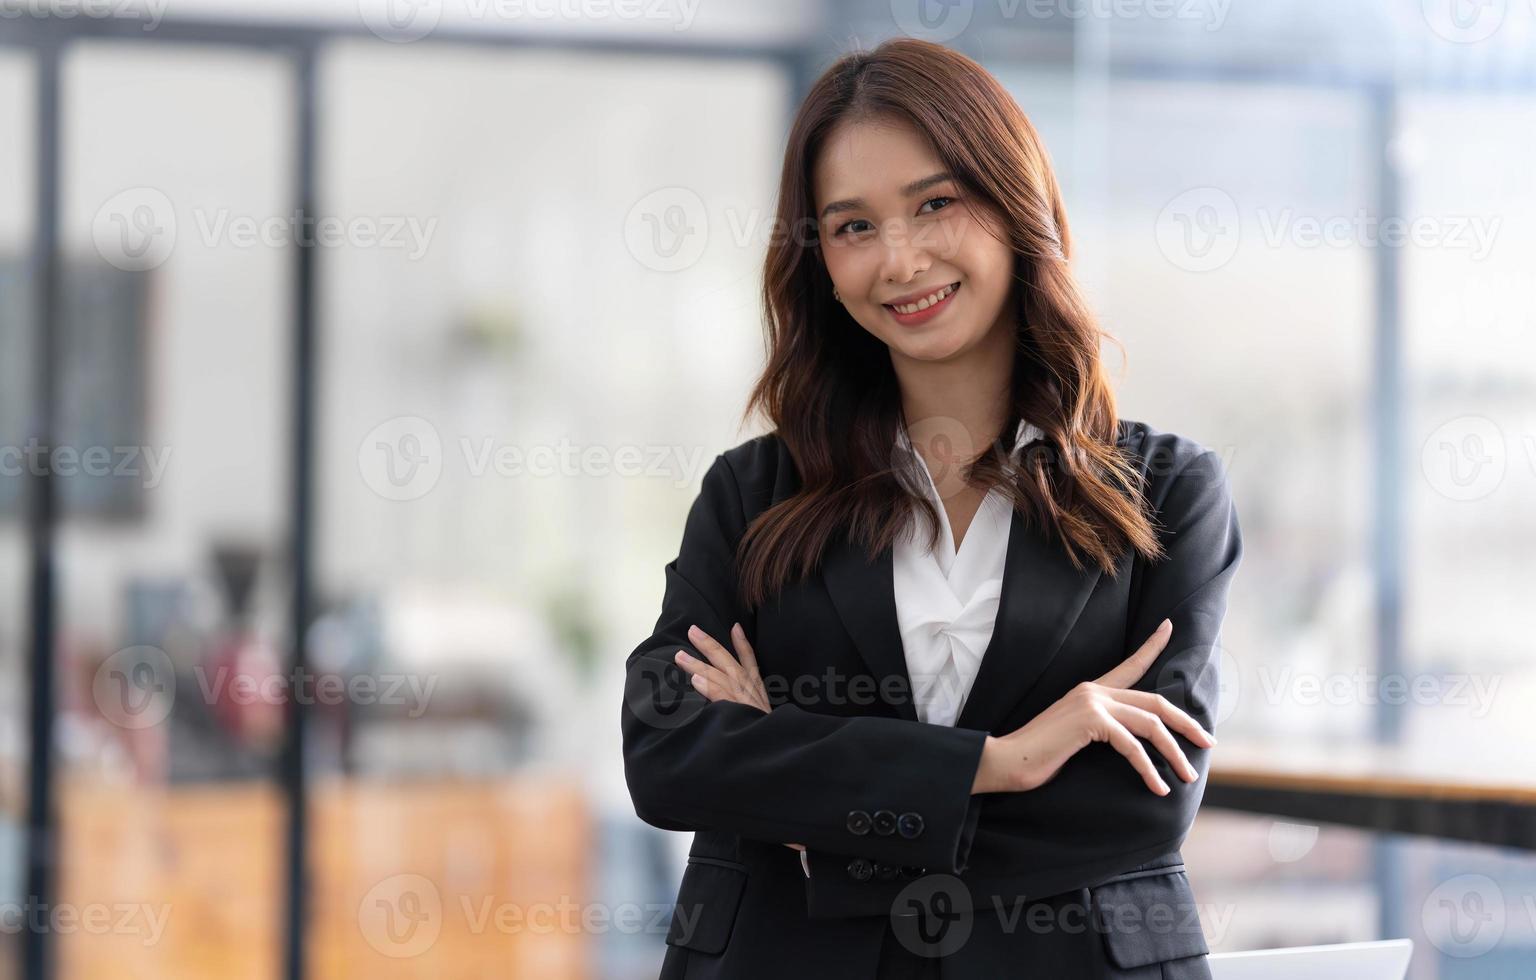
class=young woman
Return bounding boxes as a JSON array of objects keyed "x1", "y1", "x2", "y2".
[{"x1": 622, "y1": 37, "x2": 1242, "y2": 980}]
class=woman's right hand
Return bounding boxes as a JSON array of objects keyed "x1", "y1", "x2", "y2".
[{"x1": 971, "y1": 619, "x2": 1216, "y2": 796}]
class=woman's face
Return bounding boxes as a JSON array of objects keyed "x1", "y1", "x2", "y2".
[{"x1": 812, "y1": 115, "x2": 1017, "y2": 366}]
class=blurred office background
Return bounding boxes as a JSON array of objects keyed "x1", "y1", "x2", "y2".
[{"x1": 1, "y1": 0, "x2": 1534, "y2": 976}]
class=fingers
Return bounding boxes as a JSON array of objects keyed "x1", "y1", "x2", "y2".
[
  {"x1": 783, "y1": 842, "x2": 805, "y2": 851},
  {"x1": 1116, "y1": 689, "x2": 1215, "y2": 748},
  {"x1": 675, "y1": 624, "x2": 769, "y2": 711},
  {"x1": 685, "y1": 623, "x2": 764, "y2": 682},
  {"x1": 676, "y1": 624, "x2": 741, "y2": 699},
  {"x1": 687, "y1": 623, "x2": 740, "y2": 673},
  {"x1": 1095, "y1": 618, "x2": 1172, "y2": 689},
  {"x1": 1100, "y1": 715, "x2": 1170, "y2": 796},
  {"x1": 730, "y1": 622, "x2": 761, "y2": 676},
  {"x1": 672, "y1": 653, "x2": 729, "y2": 700},
  {"x1": 675, "y1": 659, "x2": 767, "y2": 711},
  {"x1": 1105, "y1": 701, "x2": 1198, "y2": 784}
]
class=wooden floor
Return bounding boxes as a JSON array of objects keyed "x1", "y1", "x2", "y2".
[{"x1": 54, "y1": 775, "x2": 590, "y2": 979}]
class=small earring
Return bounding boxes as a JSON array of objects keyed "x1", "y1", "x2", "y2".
[{"x1": 832, "y1": 286, "x2": 841, "y2": 302}]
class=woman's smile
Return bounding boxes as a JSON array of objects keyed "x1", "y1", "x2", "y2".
[{"x1": 883, "y1": 280, "x2": 961, "y2": 326}]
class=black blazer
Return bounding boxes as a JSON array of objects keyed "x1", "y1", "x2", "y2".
[{"x1": 621, "y1": 419, "x2": 1243, "y2": 979}]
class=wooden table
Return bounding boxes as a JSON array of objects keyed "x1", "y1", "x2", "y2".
[
  {"x1": 54, "y1": 775, "x2": 591, "y2": 979},
  {"x1": 1206, "y1": 740, "x2": 1536, "y2": 850}
]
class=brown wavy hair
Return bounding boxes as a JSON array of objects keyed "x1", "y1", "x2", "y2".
[{"x1": 735, "y1": 37, "x2": 1165, "y2": 609}]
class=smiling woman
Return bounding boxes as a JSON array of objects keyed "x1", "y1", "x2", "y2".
[
  {"x1": 742, "y1": 39, "x2": 1167, "y2": 609},
  {"x1": 815, "y1": 125, "x2": 1013, "y2": 346},
  {"x1": 622, "y1": 36, "x2": 1242, "y2": 980}
]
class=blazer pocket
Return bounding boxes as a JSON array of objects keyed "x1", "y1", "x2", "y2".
[
  {"x1": 665, "y1": 857, "x2": 749, "y2": 955},
  {"x1": 1089, "y1": 868, "x2": 1210, "y2": 971}
]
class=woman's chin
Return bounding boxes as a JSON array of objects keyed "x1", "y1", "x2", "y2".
[{"x1": 887, "y1": 328, "x2": 976, "y2": 363}]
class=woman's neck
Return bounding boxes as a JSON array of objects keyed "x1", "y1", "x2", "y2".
[{"x1": 891, "y1": 316, "x2": 1016, "y2": 456}]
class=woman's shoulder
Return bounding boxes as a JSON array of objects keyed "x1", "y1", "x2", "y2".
[
  {"x1": 717, "y1": 422, "x2": 1221, "y2": 477},
  {"x1": 717, "y1": 430, "x2": 788, "y2": 485},
  {"x1": 1119, "y1": 417, "x2": 1227, "y2": 479},
  {"x1": 1117, "y1": 417, "x2": 1234, "y2": 526},
  {"x1": 701, "y1": 431, "x2": 796, "y2": 523},
  {"x1": 1118, "y1": 416, "x2": 1220, "y2": 469},
  {"x1": 709, "y1": 421, "x2": 1226, "y2": 510}
]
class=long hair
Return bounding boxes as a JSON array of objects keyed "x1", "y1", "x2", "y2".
[{"x1": 736, "y1": 37, "x2": 1165, "y2": 609}]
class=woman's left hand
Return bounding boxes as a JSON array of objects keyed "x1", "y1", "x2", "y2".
[
  {"x1": 673, "y1": 622, "x2": 771, "y2": 714},
  {"x1": 674, "y1": 624, "x2": 797, "y2": 852}
]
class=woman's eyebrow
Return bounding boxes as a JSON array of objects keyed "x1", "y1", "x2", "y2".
[{"x1": 818, "y1": 171, "x2": 956, "y2": 220}]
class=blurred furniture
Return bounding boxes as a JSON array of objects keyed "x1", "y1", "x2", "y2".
[{"x1": 57, "y1": 775, "x2": 589, "y2": 979}]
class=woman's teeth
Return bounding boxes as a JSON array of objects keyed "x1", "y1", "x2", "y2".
[{"x1": 889, "y1": 283, "x2": 958, "y2": 314}]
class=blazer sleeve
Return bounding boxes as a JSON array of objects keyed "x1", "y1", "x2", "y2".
[
  {"x1": 981, "y1": 447, "x2": 1244, "y2": 872},
  {"x1": 621, "y1": 452, "x2": 990, "y2": 873}
]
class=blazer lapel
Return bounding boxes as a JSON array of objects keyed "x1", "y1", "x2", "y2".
[
  {"x1": 821, "y1": 533, "x2": 919, "y2": 722},
  {"x1": 821, "y1": 510, "x2": 1104, "y2": 732},
  {"x1": 953, "y1": 509, "x2": 1103, "y2": 731}
]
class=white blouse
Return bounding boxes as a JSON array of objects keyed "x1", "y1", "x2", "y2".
[
  {"x1": 892, "y1": 419, "x2": 1044, "y2": 728},
  {"x1": 799, "y1": 418, "x2": 1044, "y2": 878}
]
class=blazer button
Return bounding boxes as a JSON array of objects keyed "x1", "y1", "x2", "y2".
[
  {"x1": 846, "y1": 857, "x2": 874, "y2": 882},
  {"x1": 872, "y1": 809, "x2": 897, "y2": 836},
  {"x1": 846, "y1": 810, "x2": 872, "y2": 836},
  {"x1": 897, "y1": 811, "x2": 925, "y2": 839},
  {"x1": 874, "y1": 862, "x2": 898, "y2": 880}
]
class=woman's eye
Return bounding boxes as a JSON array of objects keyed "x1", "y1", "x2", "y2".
[{"x1": 834, "y1": 200, "x2": 951, "y2": 236}]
